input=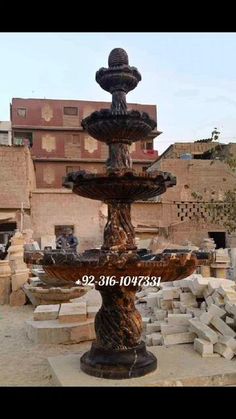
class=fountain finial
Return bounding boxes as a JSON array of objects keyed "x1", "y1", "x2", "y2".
[{"x1": 108, "y1": 48, "x2": 129, "y2": 67}]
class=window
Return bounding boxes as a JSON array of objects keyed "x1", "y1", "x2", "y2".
[
  {"x1": 55, "y1": 225, "x2": 74, "y2": 238},
  {"x1": 63, "y1": 107, "x2": 78, "y2": 116},
  {"x1": 17, "y1": 108, "x2": 26, "y2": 118},
  {"x1": 141, "y1": 140, "x2": 154, "y2": 151},
  {"x1": 0, "y1": 132, "x2": 9, "y2": 145},
  {"x1": 13, "y1": 131, "x2": 33, "y2": 147},
  {"x1": 71, "y1": 134, "x2": 80, "y2": 144}
]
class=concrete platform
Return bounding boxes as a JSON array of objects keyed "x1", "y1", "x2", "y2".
[{"x1": 48, "y1": 344, "x2": 236, "y2": 386}]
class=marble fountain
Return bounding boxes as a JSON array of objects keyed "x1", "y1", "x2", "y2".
[{"x1": 24, "y1": 48, "x2": 210, "y2": 379}]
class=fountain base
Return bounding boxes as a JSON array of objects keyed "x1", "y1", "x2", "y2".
[{"x1": 80, "y1": 341, "x2": 157, "y2": 379}]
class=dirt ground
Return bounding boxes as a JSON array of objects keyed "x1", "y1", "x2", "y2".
[{"x1": 0, "y1": 289, "x2": 101, "y2": 386}]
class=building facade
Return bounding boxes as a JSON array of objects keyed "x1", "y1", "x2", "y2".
[
  {"x1": 147, "y1": 141, "x2": 236, "y2": 248},
  {"x1": 0, "y1": 121, "x2": 11, "y2": 146}
]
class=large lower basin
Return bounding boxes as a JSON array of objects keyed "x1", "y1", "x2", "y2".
[
  {"x1": 63, "y1": 170, "x2": 176, "y2": 202},
  {"x1": 26, "y1": 249, "x2": 198, "y2": 286}
]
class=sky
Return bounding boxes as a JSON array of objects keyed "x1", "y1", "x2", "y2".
[{"x1": 0, "y1": 32, "x2": 236, "y2": 154}]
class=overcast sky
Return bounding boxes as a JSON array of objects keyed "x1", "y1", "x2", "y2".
[{"x1": 0, "y1": 32, "x2": 236, "y2": 153}]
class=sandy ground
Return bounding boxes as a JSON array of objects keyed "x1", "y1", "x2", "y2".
[{"x1": 0, "y1": 289, "x2": 101, "y2": 387}]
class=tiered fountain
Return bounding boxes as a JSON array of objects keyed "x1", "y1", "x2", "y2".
[{"x1": 32, "y1": 48, "x2": 198, "y2": 379}]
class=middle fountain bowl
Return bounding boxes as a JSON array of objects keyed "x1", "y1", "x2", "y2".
[{"x1": 81, "y1": 109, "x2": 159, "y2": 144}]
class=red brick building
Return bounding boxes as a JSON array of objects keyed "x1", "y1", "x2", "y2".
[{"x1": 11, "y1": 98, "x2": 159, "y2": 189}]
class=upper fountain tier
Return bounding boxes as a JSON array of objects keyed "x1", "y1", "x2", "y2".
[{"x1": 81, "y1": 48, "x2": 158, "y2": 145}]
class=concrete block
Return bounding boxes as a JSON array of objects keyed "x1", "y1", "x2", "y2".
[
  {"x1": 160, "y1": 323, "x2": 189, "y2": 335},
  {"x1": 59, "y1": 302, "x2": 87, "y2": 323},
  {"x1": 214, "y1": 343, "x2": 235, "y2": 360},
  {"x1": 194, "y1": 338, "x2": 213, "y2": 357},
  {"x1": 210, "y1": 316, "x2": 236, "y2": 337},
  {"x1": 188, "y1": 319, "x2": 219, "y2": 344},
  {"x1": 151, "y1": 332, "x2": 163, "y2": 346},
  {"x1": 34, "y1": 304, "x2": 60, "y2": 321},
  {"x1": 87, "y1": 306, "x2": 99, "y2": 319},
  {"x1": 167, "y1": 313, "x2": 192, "y2": 325},
  {"x1": 163, "y1": 332, "x2": 196, "y2": 346}
]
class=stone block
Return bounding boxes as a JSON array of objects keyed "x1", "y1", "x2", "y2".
[
  {"x1": 225, "y1": 302, "x2": 234, "y2": 315},
  {"x1": 172, "y1": 301, "x2": 181, "y2": 308},
  {"x1": 0, "y1": 276, "x2": 11, "y2": 304},
  {"x1": 160, "y1": 300, "x2": 173, "y2": 310},
  {"x1": 163, "y1": 332, "x2": 196, "y2": 346},
  {"x1": 160, "y1": 323, "x2": 188, "y2": 335},
  {"x1": 87, "y1": 305, "x2": 99, "y2": 319},
  {"x1": 226, "y1": 316, "x2": 235, "y2": 327},
  {"x1": 214, "y1": 343, "x2": 235, "y2": 360},
  {"x1": 188, "y1": 319, "x2": 219, "y2": 344},
  {"x1": 26, "y1": 319, "x2": 95, "y2": 344},
  {"x1": 10, "y1": 289, "x2": 26, "y2": 306},
  {"x1": 206, "y1": 296, "x2": 214, "y2": 307},
  {"x1": 218, "y1": 336, "x2": 236, "y2": 353},
  {"x1": 194, "y1": 338, "x2": 213, "y2": 357},
  {"x1": 200, "y1": 301, "x2": 207, "y2": 311},
  {"x1": 146, "y1": 335, "x2": 152, "y2": 346},
  {"x1": 167, "y1": 313, "x2": 192, "y2": 325},
  {"x1": 34, "y1": 304, "x2": 60, "y2": 321},
  {"x1": 70, "y1": 321, "x2": 95, "y2": 343},
  {"x1": 154, "y1": 309, "x2": 167, "y2": 321},
  {"x1": 173, "y1": 308, "x2": 181, "y2": 314},
  {"x1": 11, "y1": 271, "x2": 29, "y2": 291},
  {"x1": 212, "y1": 291, "x2": 224, "y2": 307},
  {"x1": 146, "y1": 295, "x2": 158, "y2": 309},
  {"x1": 151, "y1": 332, "x2": 163, "y2": 346},
  {"x1": 210, "y1": 316, "x2": 236, "y2": 337},
  {"x1": 162, "y1": 288, "x2": 175, "y2": 301},
  {"x1": 142, "y1": 317, "x2": 151, "y2": 326},
  {"x1": 179, "y1": 303, "x2": 187, "y2": 313},
  {"x1": 59, "y1": 302, "x2": 87, "y2": 323},
  {"x1": 146, "y1": 322, "x2": 161, "y2": 334},
  {"x1": 180, "y1": 292, "x2": 197, "y2": 307}
]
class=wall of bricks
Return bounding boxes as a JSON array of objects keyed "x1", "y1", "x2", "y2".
[{"x1": 0, "y1": 145, "x2": 35, "y2": 209}]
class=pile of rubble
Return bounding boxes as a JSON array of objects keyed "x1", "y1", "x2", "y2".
[{"x1": 138, "y1": 274, "x2": 236, "y2": 360}]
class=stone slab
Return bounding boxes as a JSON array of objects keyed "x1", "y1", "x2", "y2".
[
  {"x1": 59, "y1": 302, "x2": 87, "y2": 323},
  {"x1": 34, "y1": 304, "x2": 60, "y2": 321},
  {"x1": 47, "y1": 344, "x2": 236, "y2": 387},
  {"x1": 26, "y1": 318, "x2": 95, "y2": 344}
]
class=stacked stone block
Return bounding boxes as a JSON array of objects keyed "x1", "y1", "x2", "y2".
[{"x1": 138, "y1": 273, "x2": 236, "y2": 360}]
